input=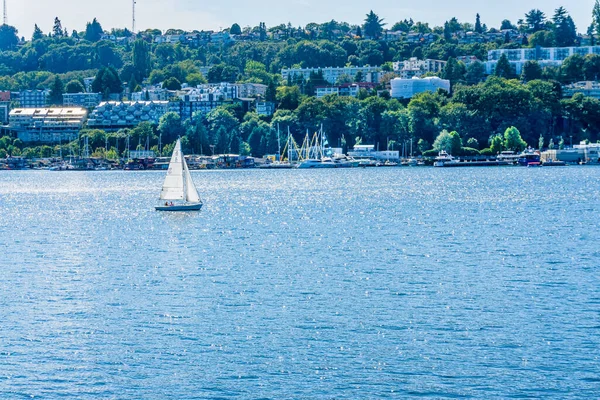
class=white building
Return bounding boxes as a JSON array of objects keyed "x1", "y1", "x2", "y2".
[
  {"x1": 563, "y1": 81, "x2": 600, "y2": 99},
  {"x1": 390, "y1": 77, "x2": 451, "y2": 99},
  {"x1": 393, "y1": 58, "x2": 446, "y2": 79},
  {"x1": 9, "y1": 107, "x2": 87, "y2": 142},
  {"x1": 485, "y1": 46, "x2": 600, "y2": 75},
  {"x1": 87, "y1": 101, "x2": 169, "y2": 130},
  {"x1": 542, "y1": 141, "x2": 600, "y2": 163},
  {"x1": 348, "y1": 145, "x2": 400, "y2": 161},
  {"x1": 315, "y1": 83, "x2": 377, "y2": 98},
  {"x1": 282, "y1": 66, "x2": 383, "y2": 84}
]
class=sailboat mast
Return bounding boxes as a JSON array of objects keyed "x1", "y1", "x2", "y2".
[{"x1": 277, "y1": 124, "x2": 281, "y2": 161}]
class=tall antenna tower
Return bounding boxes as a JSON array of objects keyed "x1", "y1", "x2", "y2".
[
  {"x1": 132, "y1": 0, "x2": 136, "y2": 33},
  {"x1": 3, "y1": 0, "x2": 7, "y2": 25}
]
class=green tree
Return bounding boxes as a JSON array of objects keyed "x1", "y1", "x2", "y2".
[
  {"x1": 441, "y1": 57, "x2": 466, "y2": 84},
  {"x1": 465, "y1": 61, "x2": 486, "y2": 85},
  {"x1": 594, "y1": 0, "x2": 600, "y2": 39},
  {"x1": 49, "y1": 76, "x2": 64, "y2": 105},
  {"x1": 490, "y1": 135, "x2": 504, "y2": 154},
  {"x1": 85, "y1": 18, "x2": 104, "y2": 42},
  {"x1": 65, "y1": 80, "x2": 85, "y2": 93},
  {"x1": 494, "y1": 53, "x2": 516, "y2": 79},
  {"x1": 583, "y1": 54, "x2": 600, "y2": 81},
  {"x1": 158, "y1": 112, "x2": 184, "y2": 144},
  {"x1": 363, "y1": 10, "x2": 385, "y2": 39},
  {"x1": 52, "y1": 17, "x2": 64, "y2": 38},
  {"x1": 276, "y1": 86, "x2": 301, "y2": 110},
  {"x1": 92, "y1": 67, "x2": 123, "y2": 97},
  {"x1": 475, "y1": 13, "x2": 483, "y2": 33},
  {"x1": 32, "y1": 24, "x2": 44, "y2": 41},
  {"x1": 433, "y1": 130, "x2": 462, "y2": 155},
  {"x1": 521, "y1": 61, "x2": 543, "y2": 82},
  {"x1": 528, "y1": 30, "x2": 555, "y2": 47},
  {"x1": 230, "y1": 23, "x2": 242, "y2": 35},
  {"x1": 552, "y1": 7, "x2": 577, "y2": 47},
  {"x1": 503, "y1": 126, "x2": 527, "y2": 151},
  {"x1": 132, "y1": 39, "x2": 152, "y2": 80},
  {"x1": 0, "y1": 24, "x2": 19, "y2": 50},
  {"x1": 539, "y1": 134, "x2": 544, "y2": 150},
  {"x1": 163, "y1": 77, "x2": 182, "y2": 90},
  {"x1": 561, "y1": 54, "x2": 585, "y2": 83},
  {"x1": 524, "y1": 9, "x2": 546, "y2": 33}
]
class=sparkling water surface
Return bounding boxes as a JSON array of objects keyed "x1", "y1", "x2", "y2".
[{"x1": 1, "y1": 168, "x2": 599, "y2": 398}]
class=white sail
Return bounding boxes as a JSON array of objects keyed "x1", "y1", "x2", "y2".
[
  {"x1": 183, "y1": 157, "x2": 201, "y2": 204},
  {"x1": 159, "y1": 139, "x2": 184, "y2": 200}
]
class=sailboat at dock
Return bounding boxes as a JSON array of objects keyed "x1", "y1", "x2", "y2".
[{"x1": 155, "y1": 139, "x2": 203, "y2": 211}]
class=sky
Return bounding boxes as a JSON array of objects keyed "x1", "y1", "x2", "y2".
[{"x1": 10, "y1": 0, "x2": 596, "y2": 39}]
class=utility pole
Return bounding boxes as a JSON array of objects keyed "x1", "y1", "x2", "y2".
[{"x1": 132, "y1": 0, "x2": 136, "y2": 33}]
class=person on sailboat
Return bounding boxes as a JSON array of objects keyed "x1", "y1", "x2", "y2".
[{"x1": 169, "y1": 201, "x2": 174, "y2": 206}]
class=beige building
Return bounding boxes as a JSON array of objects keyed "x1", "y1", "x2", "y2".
[{"x1": 9, "y1": 107, "x2": 87, "y2": 142}]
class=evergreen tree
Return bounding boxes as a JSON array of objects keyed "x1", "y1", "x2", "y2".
[
  {"x1": 0, "y1": 24, "x2": 19, "y2": 50},
  {"x1": 494, "y1": 53, "x2": 516, "y2": 79},
  {"x1": 132, "y1": 39, "x2": 152, "y2": 80},
  {"x1": 521, "y1": 61, "x2": 542, "y2": 82},
  {"x1": 475, "y1": 13, "x2": 483, "y2": 33},
  {"x1": 85, "y1": 18, "x2": 104, "y2": 42},
  {"x1": 524, "y1": 9, "x2": 546, "y2": 33},
  {"x1": 363, "y1": 10, "x2": 385, "y2": 39},
  {"x1": 32, "y1": 24, "x2": 44, "y2": 41},
  {"x1": 356, "y1": 26, "x2": 362, "y2": 38},
  {"x1": 553, "y1": 7, "x2": 577, "y2": 47},
  {"x1": 52, "y1": 17, "x2": 64, "y2": 38},
  {"x1": 594, "y1": 0, "x2": 600, "y2": 39},
  {"x1": 49, "y1": 76, "x2": 65, "y2": 105}
]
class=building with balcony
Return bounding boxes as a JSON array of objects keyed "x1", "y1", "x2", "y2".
[
  {"x1": 562, "y1": 81, "x2": 600, "y2": 99},
  {"x1": 282, "y1": 66, "x2": 383, "y2": 85},
  {"x1": 62, "y1": 93, "x2": 102, "y2": 109},
  {"x1": 315, "y1": 82, "x2": 377, "y2": 98},
  {"x1": 485, "y1": 46, "x2": 600, "y2": 75},
  {"x1": 86, "y1": 101, "x2": 169, "y2": 130},
  {"x1": 390, "y1": 77, "x2": 451, "y2": 99},
  {"x1": 19, "y1": 90, "x2": 49, "y2": 108},
  {"x1": 9, "y1": 107, "x2": 87, "y2": 143},
  {"x1": 393, "y1": 58, "x2": 447, "y2": 79}
]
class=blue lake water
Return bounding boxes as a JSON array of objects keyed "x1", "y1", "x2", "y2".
[{"x1": 1, "y1": 167, "x2": 599, "y2": 398}]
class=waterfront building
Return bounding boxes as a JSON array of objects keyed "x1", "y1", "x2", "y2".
[
  {"x1": 393, "y1": 58, "x2": 446, "y2": 79},
  {"x1": 9, "y1": 107, "x2": 87, "y2": 142},
  {"x1": 485, "y1": 46, "x2": 600, "y2": 75},
  {"x1": 87, "y1": 101, "x2": 169, "y2": 130},
  {"x1": 281, "y1": 66, "x2": 383, "y2": 84},
  {"x1": 131, "y1": 88, "x2": 171, "y2": 102},
  {"x1": 390, "y1": 77, "x2": 451, "y2": 99},
  {"x1": 19, "y1": 90, "x2": 49, "y2": 108},
  {"x1": 541, "y1": 142, "x2": 600, "y2": 164},
  {"x1": 562, "y1": 81, "x2": 600, "y2": 99},
  {"x1": 347, "y1": 144, "x2": 400, "y2": 161},
  {"x1": 62, "y1": 93, "x2": 102, "y2": 109}
]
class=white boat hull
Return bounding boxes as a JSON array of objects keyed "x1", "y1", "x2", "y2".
[{"x1": 155, "y1": 203, "x2": 203, "y2": 212}]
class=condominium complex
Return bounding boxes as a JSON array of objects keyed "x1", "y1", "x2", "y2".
[
  {"x1": 315, "y1": 82, "x2": 377, "y2": 98},
  {"x1": 9, "y1": 107, "x2": 87, "y2": 142},
  {"x1": 281, "y1": 66, "x2": 383, "y2": 84},
  {"x1": 393, "y1": 58, "x2": 447, "y2": 79},
  {"x1": 87, "y1": 101, "x2": 169, "y2": 130},
  {"x1": 485, "y1": 46, "x2": 600, "y2": 75},
  {"x1": 390, "y1": 77, "x2": 451, "y2": 99},
  {"x1": 62, "y1": 93, "x2": 102, "y2": 109},
  {"x1": 19, "y1": 90, "x2": 49, "y2": 108}
]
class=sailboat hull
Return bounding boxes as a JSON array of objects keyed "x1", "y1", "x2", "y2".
[{"x1": 155, "y1": 203, "x2": 203, "y2": 212}]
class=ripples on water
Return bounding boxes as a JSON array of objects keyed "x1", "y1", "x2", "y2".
[{"x1": 1, "y1": 168, "x2": 599, "y2": 398}]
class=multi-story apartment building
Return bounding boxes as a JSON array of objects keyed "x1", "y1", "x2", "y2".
[
  {"x1": 62, "y1": 93, "x2": 102, "y2": 109},
  {"x1": 281, "y1": 66, "x2": 383, "y2": 84},
  {"x1": 86, "y1": 101, "x2": 169, "y2": 131},
  {"x1": 315, "y1": 82, "x2": 377, "y2": 98},
  {"x1": 9, "y1": 107, "x2": 87, "y2": 142},
  {"x1": 562, "y1": 81, "x2": 600, "y2": 99},
  {"x1": 390, "y1": 77, "x2": 451, "y2": 99},
  {"x1": 19, "y1": 90, "x2": 49, "y2": 108},
  {"x1": 393, "y1": 58, "x2": 447, "y2": 79},
  {"x1": 485, "y1": 46, "x2": 600, "y2": 75}
]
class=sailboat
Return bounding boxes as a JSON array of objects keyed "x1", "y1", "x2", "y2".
[{"x1": 155, "y1": 139, "x2": 203, "y2": 211}]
